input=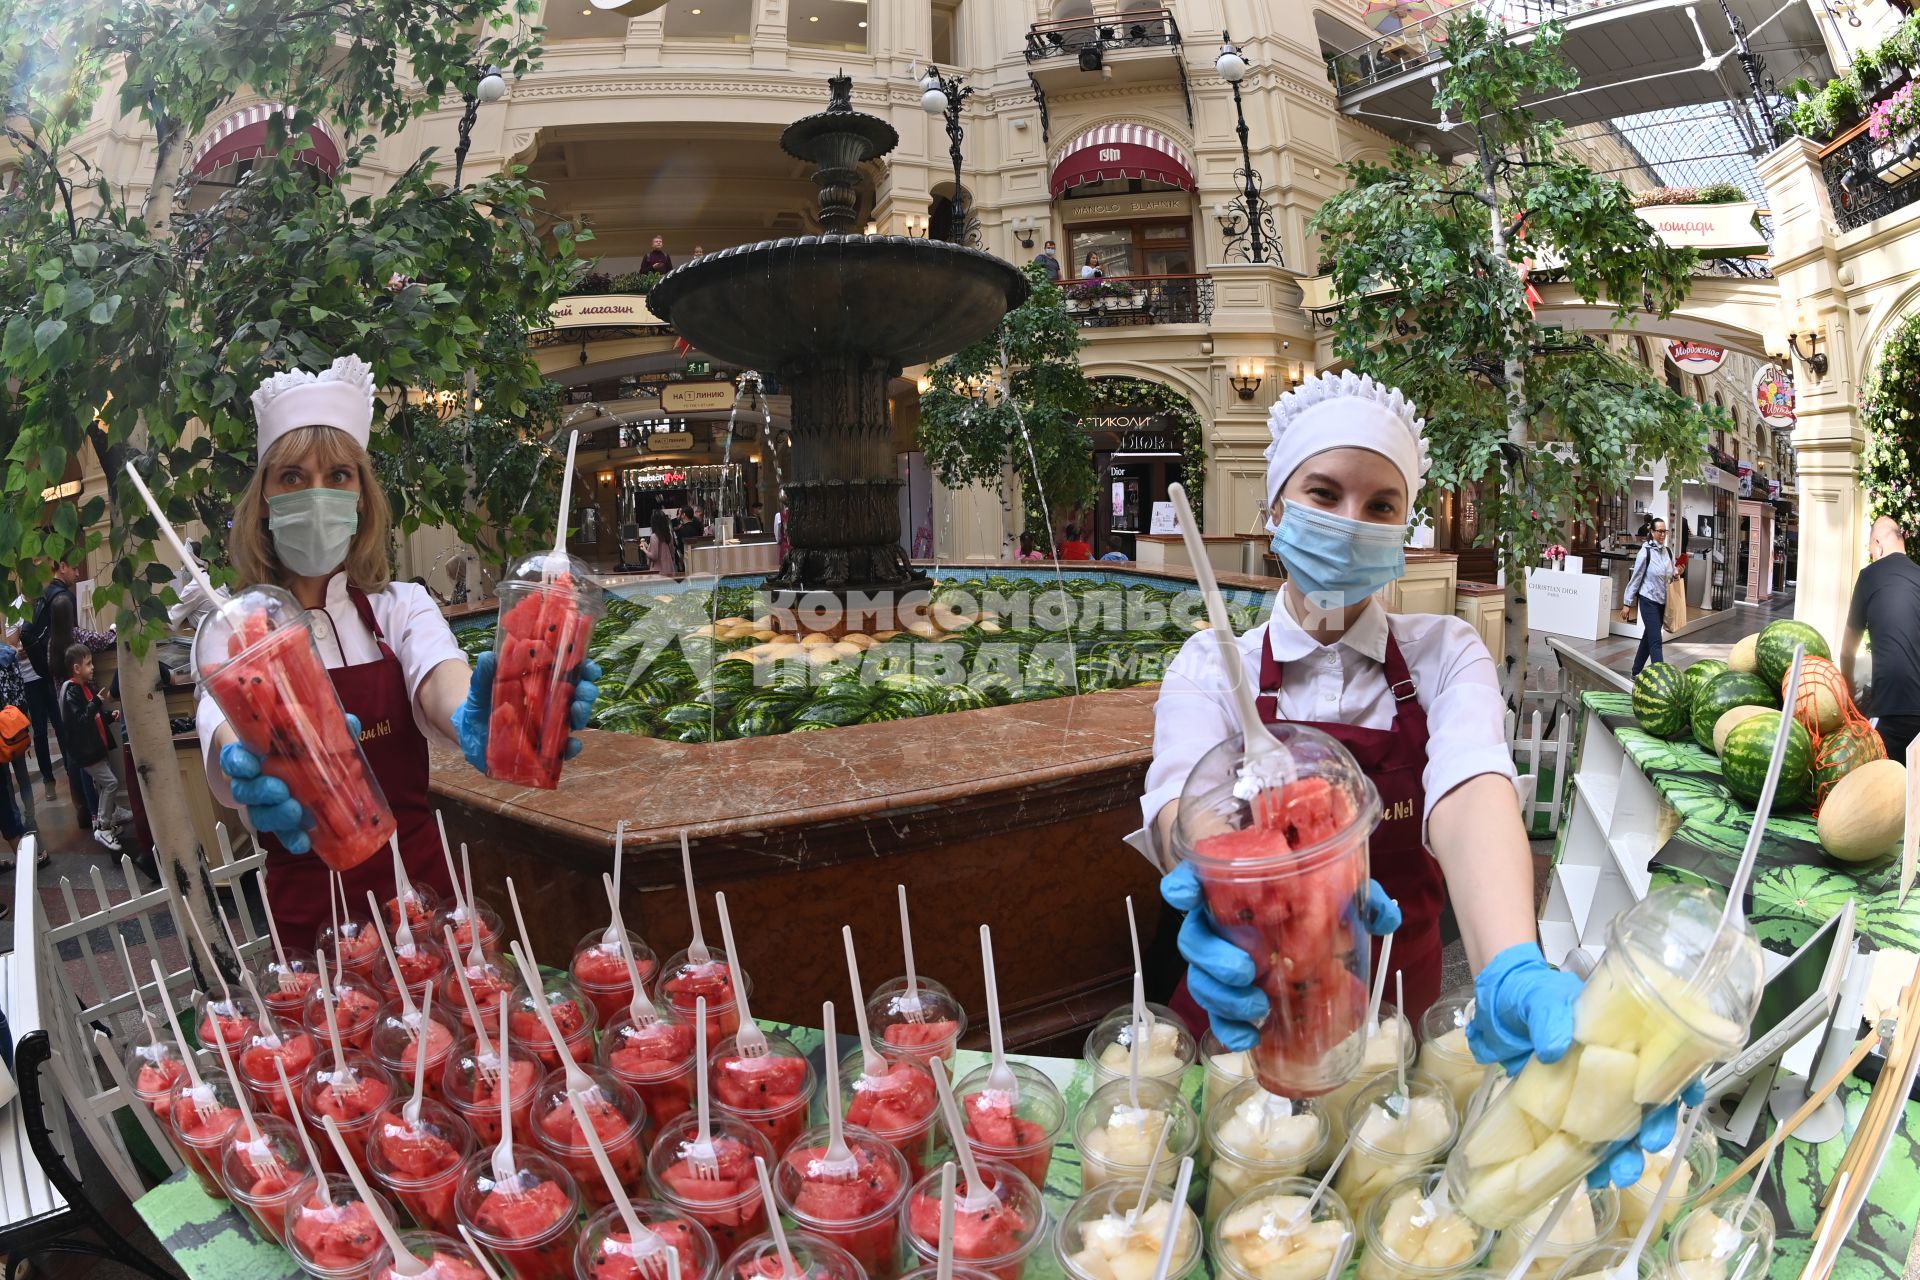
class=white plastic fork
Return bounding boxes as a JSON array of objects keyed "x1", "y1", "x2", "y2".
[
  {"x1": 815, "y1": 1001, "x2": 859, "y2": 1181},
  {"x1": 895, "y1": 885, "x2": 926, "y2": 1023},
  {"x1": 493, "y1": 990, "x2": 519, "y2": 1184},
  {"x1": 512, "y1": 938, "x2": 604, "y2": 1103},
  {"x1": 149, "y1": 958, "x2": 212, "y2": 1128},
  {"x1": 604, "y1": 873, "x2": 663, "y2": 1027},
  {"x1": 929, "y1": 1058, "x2": 1001, "y2": 1213},
  {"x1": 681, "y1": 831, "x2": 711, "y2": 966},
  {"x1": 276, "y1": 1059, "x2": 331, "y2": 1205},
  {"x1": 604, "y1": 820, "x2": 628, "y2": 948},
  {"x1": 713, "y1": 893, "x2": 766, "y2": 1058},
  {"x1": 980, "y1": 925, "x2": 1018, "y2": 1102},
  {"x1": 257, "y1": 868, "x2": 293, "y2": 995},
  {"x1": 571, "y1": 1088, "x2": 672, "y2": 1277},
  {"x1": 843, "y1": 927, "x2": 887, "y2": 1081},
  {"x1": 368, "y1": 890, "x2": 421, "y2": 1025},
  {"x1": 445, "y1": 925, "x2": 499, "y2": 1088},
  {"x1": 687, "y1": 996, "x2": 721, "y2": 1179}
]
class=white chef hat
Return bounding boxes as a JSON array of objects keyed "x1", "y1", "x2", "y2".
[
  {"x1": 1262, "y1": 369, "x2": 1429, "y2": 530},
  {"x1": 251, "y1": 354, "x2": 377, "y2": 460}
]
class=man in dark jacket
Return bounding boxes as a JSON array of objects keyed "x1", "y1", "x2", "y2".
[
  {"x1": 24, "y1": 561, "x2": 91, "y2": 820},
  {"x1": 1843, "y1": 516, "x2": 1920, "y2": 760},
  {"x1": 58, "y1": 643, "x2": 124, "y2": 851},
  {"x1": 1032, "y1": 240, "x2": 1062, "y2": 281}
]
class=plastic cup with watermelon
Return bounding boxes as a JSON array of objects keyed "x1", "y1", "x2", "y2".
[
  {"x1": 1316, "y1": 1004, "x2": 1412, "y2": 1156},
  {"x1": 530, "y1": 1064, "x2": 649, "y2": 1207},
  {"x1": 866, "y1": 975, "x2": 967, "y2": 1067},
  {"x1": 897, "y1": 1265, "x2": 999, "y2": 1280},
  {"x1": 1445, "y1": 887, "x2": 1763, "y2": 1230},
  {"x1": 126, "y1": 1037, "x2": 194, "y2": 1128},
  {"x1": 645, "y1": 1110, "x2": 776, "y2": 1258},
  {"x1": 840, "y1": 1049, "x2": 939, "y2": 1182},
  {"x1": 575, "y1": 1198, "x2": 719, "y2": 1280},
  {"x1": 902, "y1": 1157, "x2": 1047, "y2": 1280},
  {"x1": 485, "y1": 551, "x2": 605, "y2": 790},
  {"x1": 320, "y1": 919, "x2": 387, "y2": 985},
  {"x1": 372, "y1": 934, "x2": 450, "y2": 1007},
  {"x1": 219, "y1": 1116, "x2": 319, "y2": 1247},
  {"x1": 601, "y1": 1008, "x2": 698, "y2": 1132},
  {"x1": 708, "y1": 1030, "x2": 817, "y2": 1155},
  {"x1": 1172, "y1": 729, "x2": 1382, "y2": 1100},
  {"x1": 264, "y1": 948, "x2": 323, "y2": 1024},
  {"x1": 237, "y1": 1017, "x2": 320, "y2": 1123},
  {"x1": 286, "y1": 1174, "x2": 397, "y2": 1280},
  {"x1": 306, "y1": 972, "x2": 384, "y2": 1056},
  {"x1": 723, "y1": 1231, "x2": 867, "y2": 1280},
  {"x1": 953, "y1": 1061, "x2": 1065, "y2": 1191},
  {"x1": 166, "y1": 1072, "x2": 245, "y2": 1199},
  {"x1": 774, "y1": 1123, "x2": 910, "y2": 1280},
  {"x1": 1198, "y1": 1030, "x2": 1253, "y2": 1133},
  {"x1": 1070, "y1": 1077, "x2": 1199, "y2": 1194},
  {"x1": 386, "y1": 883, "x2": 444, "y2": 942},
  {"x1": 1332, "y1": 1073, "x2": 1457, "y2": 1225},
  {"x1": 195, "y1": 585, "x2": 397, "y2": 872},
  {"x1": 437, "y1": 900, "x2": 505, "y2": 958},
  {"x1": 1083, "y1": 1003, "x2": 1197, "y2": 1090},
  {"x1": 1211, "y1": 1178, "x2": 1357, "y2": 1280},
  {"x1": 1416, "y1": 991, "x2": 1491, "y2": 1118},
  {"x1": 453, "y1": 1149, "x2": 583, "y2": 1280},
  {"x1": 301, "y1": 1052, "x2": 398, "y2": 1182},
  {"x1": 1053, "y1": 1176, "x2": 1204, "y2": 1280},
  {"x1": 508, "y1": 975, "x2": 599, "y2": 1071},
  {"x1": 441, "y1": 1040, "x2": 541, "y2": 1147},
  {"x1": 440, "y1": 950, "x2": 516, "y2": 1036},
  {"x1": 374, "y1": 1230, "x2": 494, "y2": 1280},
  {"x1": 575, "y1": 927, "x2": 660, "y2": 1028},
  {"x1": 655, "y1": 948, "x2": 749, "y2": 1043},
  {"x1": 365, "y1": 1095, "x2": 476, "y2": 1236},
  {"x1": 196, "y1": 991, "x2": 260, "y2": 1056},
  {"x1": 1203, "y1": 1081, "x2": 1329, "y2": 1227},
  {"x1": 370, "y1": 1001, "x2": 459, "y2": 1107}
]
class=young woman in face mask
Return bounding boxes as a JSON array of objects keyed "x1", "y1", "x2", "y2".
[
  {"x1": 194, "y1": 356, "x2": 601, "y2": 941},
  {"x1": 1137, "y1": 371, "x2": 1682, "y2": 1189}
]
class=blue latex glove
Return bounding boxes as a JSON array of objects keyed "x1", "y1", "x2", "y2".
[
  {"x1": 219, "y1": 713, "x2": 360, "y2": 855},
  {"x1": 452, "y1": 652, "x2": 602, "y2": 776},
  {"x1": 1161, "y1": 862, "x2": 1401, "y2": 1052},
  {"x1": 1469, "y1": 942, "x2": 1583, "y2": 1074},
  {"x1": 1587, "y1": 1079, "x2": 1706, "y2": 1188}
]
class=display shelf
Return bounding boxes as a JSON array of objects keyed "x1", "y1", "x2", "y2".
[{"x1": 1572, "y1": 768, "x2": 1618, "y2": 831}]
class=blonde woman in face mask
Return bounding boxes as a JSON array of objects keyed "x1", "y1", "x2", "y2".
[{"x1": 194, "y1": 356, "x2": 602, "y2": 942}]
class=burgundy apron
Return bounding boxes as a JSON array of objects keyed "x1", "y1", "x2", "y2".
[
  {"x1": 259, "y1": 585, "x2": 454, "y2": 948},
  {"x1": 1171, "y1": 630, "x2": 1447, "y2": 1032}
]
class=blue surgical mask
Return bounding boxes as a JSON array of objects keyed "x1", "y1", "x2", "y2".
[
  {"x1": 1270, "y1": 500, "x2": 1409, "y2": 607},
  {"x1": 267, "y1": 487, "x2": 360, "y2": 578}
]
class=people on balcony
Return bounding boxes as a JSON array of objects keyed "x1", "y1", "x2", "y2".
[
  {"x1": 642, "y1": 235, "x2": 673, "y2": 274},
  {"x1": 1080, "y1": 250, "x2": 1105, "y2": 280},
  {"x1": 1033, "y1": 240, "x2": 1062, "y2": 280}
]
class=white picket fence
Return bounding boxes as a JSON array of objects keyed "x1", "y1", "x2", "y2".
[{"x1": 1508, "y1": 666, "x2": 1574, "y2": 836}]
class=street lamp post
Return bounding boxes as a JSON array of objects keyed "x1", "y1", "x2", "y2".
[
  {"x1": 1214, "y1": 32, "x2": 1277, "y2": 265},
  {"x1": 920, "y1": 65, "x2": 975, "y2": 245},
  {"x1": 452, "y1": 65, "x2": 507, "y2": 190}
]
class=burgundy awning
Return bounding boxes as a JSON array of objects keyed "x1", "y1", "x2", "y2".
[
  {"x1": 189, "y1": 103, "x2": 341, "y2": 177},
  {"x1": 1050, "y1": 123, "x2": 1195, "y2": 198}
]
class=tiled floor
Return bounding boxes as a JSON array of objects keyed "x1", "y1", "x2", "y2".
[{"x1": 1528, "y1": 592, "x2": 1799, "y2": 681}]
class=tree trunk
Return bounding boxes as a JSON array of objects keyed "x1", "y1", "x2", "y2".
[{"x1": 1479, "y1": 139, "x2": 1532, "y2": 707}]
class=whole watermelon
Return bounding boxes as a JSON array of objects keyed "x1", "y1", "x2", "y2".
[
  {"x1": 1812, "y1": 721, "x2": 1887, "y2": 809},
  {"x1": 1691, "y1": 670, "x2": 1780, "y2": 752},
  {"x1": 1682, "y1": 659, "x2": 1729, "y2": 702},
  {"x1": 1632, "y1": 662, "x2": 1691, "y2": 738},
  {"x1": 1755, "y1": 619, "x2": 1831, "y2": 688},
  {"x1": 1722, "y1": 710, "x2": 1814, "y2": 809}
]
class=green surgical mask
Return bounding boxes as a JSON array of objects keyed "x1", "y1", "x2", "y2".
[{"x1": 267, "y1": 487, "x2": 360, "y2": 578}]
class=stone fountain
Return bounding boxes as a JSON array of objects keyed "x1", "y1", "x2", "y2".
[{"x1": 647, "y1": 75, "x2": 1029, "y2": 621}]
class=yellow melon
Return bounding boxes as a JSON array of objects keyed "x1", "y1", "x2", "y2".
[
  {"x1": 1712, "y1": 705, "x2": 1772, "y2": 756},
  {"x1": 1728, "y1": 634, "x2": 1759, "y2": 674},
  {"x1": 1818, "y1": 759, "x2": 1906, "y2": 862}
]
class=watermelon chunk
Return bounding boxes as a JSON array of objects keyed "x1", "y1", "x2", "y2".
[
  {"x1": 712, "y1": 1052, "x2": 809, "y2": 1111},
  {"x1": 486, "y1": 580, "x2": 587, "y2": 790},
  {"x1": 472, "y1": 1176, "x2": 572, "y2": 1241},
  {"x1": 290, "y1": 1194, "x2": 383, "y2": 1271},
  {"x1": 847, "y1": 1059, "x2": 936, "y2": 1135}
]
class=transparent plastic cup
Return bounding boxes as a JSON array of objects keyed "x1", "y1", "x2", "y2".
[
  {"x1": 218, "y1": 1117, "x2": 318, "y2": 1246},
  {"x1": 1550, "y1": 1242, "x2": 1663, "y2": 1280},
  {"x1": 486, "y1": 551, "x2": 605, "y2": 789},
  {"x1": 386, "y1": 884, "x2": 444, "y2": 940},
  {"x1": 305, "y1": 970, "x2": 383, "y2": 1056},
  {"x1": 1355, "y1": 1167, "x2": 1493, "y2": 1280},
  {"x1": 126, "y1": 1039, "x2": 193, "y2": 1129},
  {"x1": 841, "y1": 1050, "x2": 939, "y2": 1183},
  {"x1": 1204, "y1": 1080, "x2": 1330, "y2": 1226},
  {"x1": 440, "y1": 949, "x2": 515, "y2": 1035},
  {"x1": 574, "y1": 1199, "x2": 719, "y2": 1280},
  {"x1": 438, "y1": 901, "x2": 505, "y2": 958},
  {"x1": 955, "y1": 1060, "x2": 1066, "y2": 1191},
  {"x1": 1447, "y1": 887, "x2": 1764, "y2": 1229},
  {"x1": 372, "y1": 934, "x2": 450, "y2": 1006},
  {"x1": 655, "y1": 949, "x2": 749, "y2": 1042},
  {"x1": 509, "y1": 976, "x2": 600, "y2": 1070},
  {"x1": 1085, "y1": 1004, "x2": 1198, "y2": 1090},
  {"x1": 262, "y1": 948, "x2": 323, "y2": 1024},
  {"x1": 370, "y1": 1001, "x2": 459, "y2": 1107},
  {"x1": 902, "y1": 1157, "x2": 1048, "y2": 1280},
  {"x1": 724, "y1": 1231, "x2": 867, "y2": 1280},
  {"x1": 286, "y1": 1174, "x2": 396, "y2": 1279},
  {"x1": 645, "y1": 1111, "x2": 776, "y2": 1258},
  {"x1": 197, "y1": 993, "x2": 261, "y2": 1054},
  {"x1": 236, "y1": 1019, "x2": 319, "y2": 1122},
  {"x1": 301, "y1": 1053, "x2": 398, "y2": 1181},
  {"x1": 441, "y1": 1040, "x2": 541, "y2": 1147},
  {"x1": 573, "y1": 927, "x2": 659, "y2": 1028},
  {"x1": 775, "y1": 1123, "x2": 910, "y2": 1280},
  {"x1": 1072, "y1": 1077, "x2": 1200, "y2": 1193},
  {"x1": 320, "y1": 919, "x2": 386, "y2": 984},
  {"x1": 1486, "y1": 1187, "x2": 1619, "y2": 1280},
  {"x1": 1172, "y1": 729, "x2": 1382, "y2": 1099},
  {"x1": 708, "y1": 1029, "x2": 817, "y2": 1155},
  {"x1": 866, "y1": 975, "x2": 968, "y2": 1065},
  {"x1": 455, "y1": 1150, "x2": 583, "y2": 1280},
  {"x1": 530, "y1": 1065, "x2": 649, "y2": 1208},
  {"x1": 375, "y1": 1229, "x2": 494, "y2": 1280},
  {"x1": 1335, "y1": 1073, "x2": 1459, "y2": 1224},
  {"x1": 166, "y1": 1073, "x2": 245, "y2": 1199},
  {"x1": 897, "y1": 1267, "x2": 999, "y2": 1280},
  {"x1": 1211, "y1": 1176, "x2": 1357, "y2": 1280},
  {"x1": 600, "y1": 1010, "x2": 698, "y2": 1132},
  {"x1": 1199, "y1": 1030, "x2": 1253, "y2": 1132},
  {"x1": 1615, "y1": 1121, "x2": 1719, "y2": 1243},
  {"x1": 1054, "y1": 1176, "x2": 1203, "y2": 1280},
  {"x1": 1316, "y1": 1005, "x2": 1414, "y2": 1158},
  {"x1": 1662, "y1": 1194, "x2": 1775, "y2": 1280},
  {"x1": 1417, "y1": 992, "x2": 1489, "y2": 1118},
  {"x1": 366, "y1": 1095, "x2": 476, "y2": 1236},
  {"x1": 196, "y1": 585, "x2": 396, "y2": 870}
]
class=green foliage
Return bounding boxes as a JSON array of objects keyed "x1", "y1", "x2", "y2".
[
  {"x1": 916, "y1": 264, "x2": 1100, "y2": 532},
  {"x1": 0, "y1": 0, "x2": 580, "y2": 647},
  {"x1": 1631, "y1": 182, "x2": 1750, "y2": 207},
  {"x1": 1089, "y1": 377, "x2": 1208, "y2": 526},
  {"x1": 1307, "y1": 8, "x2": 1711, "y2": 576},
  {"x1": 1861, "y1": 310, "x2": 1920, "y2": 539},
  {"x1": 1790, "y1": 15, "x2": 1920, "y2": 138}
]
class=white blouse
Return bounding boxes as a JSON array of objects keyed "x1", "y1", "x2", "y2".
[{"x1": 1131, "y1": 597, "x2": 1517, "y2": 866}]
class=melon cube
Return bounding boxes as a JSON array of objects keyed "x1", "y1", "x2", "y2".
[
  {"x1": 1457, "y1": 1161, "x2": 1522, "y2": 1226},
  {"x1": 1508, "y1": 1051, "x2": 1579, "y2": 1131},
  {"x1": 1561, "y1": 1044, "x2": 1644, "y2": 1142},
  {"x1": 1515, "y1": 1133, "x2": 1591, "y2": 1196},
  {"x1": 1572, "y1": 965, "x2": 1648, "y2": 1052},
  {"x1": 1414, "y1": 1214, "x2": 1480, "y2": 1268},
  {"x1": 1462, "y1": 1103, "x2": 1536, "y2": 1168}
]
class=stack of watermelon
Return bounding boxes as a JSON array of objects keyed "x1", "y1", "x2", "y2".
[
  {"x1": 488, "y1": 573, "x2": 596, "y2": 789},
  {"x1": 205, "y1": 605, "x2": 395, "y2": 871}
]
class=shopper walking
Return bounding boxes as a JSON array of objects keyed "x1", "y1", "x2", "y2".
[
  {"x1": 8, "y1": 601, "x2": 56, "y2": 803},
  {"x1": 21, "y1": 560, "x2": 93, "y2": 820},
  {"x1": 1621, "y1": 517, "x2": 1677, "y2": 675},
  {"x1": 1841, "y1": 516, "x2": 1920, "y2": 760},
  {"x1": 59, "y1": 643, "x2": 126, "y2": 851},
  {"x1": 0, "y1": 635, "x2": 36, "y2": 837}
]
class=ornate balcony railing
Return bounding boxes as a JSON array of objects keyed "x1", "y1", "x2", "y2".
[
  {"x1": 1821, "y1": 123, "x2": 1920, "y2": 232},
  {"x1": 1324, "y1": 0, "x2": 1623, "y2": 95},
  {"x1": 1025, "y1": 8, "x2": 1180, "y2": 62},
  {"x1": 1062, "y1": 274, "x2": 1213, "y2": 327}
]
